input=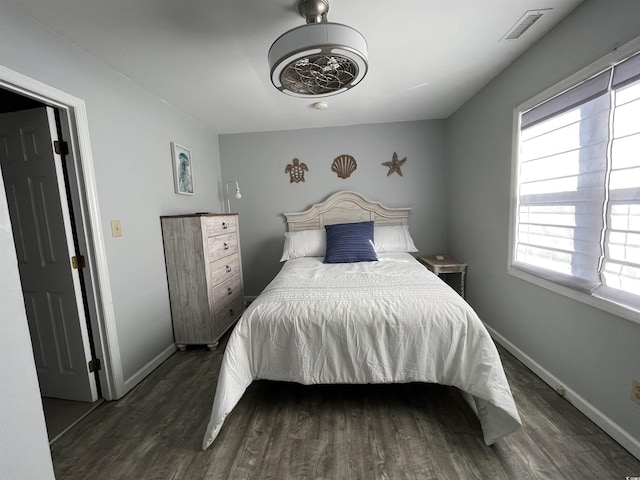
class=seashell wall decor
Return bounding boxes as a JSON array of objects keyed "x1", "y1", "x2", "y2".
[
  {"x1": 331, "y1": 154, "x2": 357, "y2": 179},
  {"x1": 285, "y1": 158, "x2": 308, "y2": 183}
]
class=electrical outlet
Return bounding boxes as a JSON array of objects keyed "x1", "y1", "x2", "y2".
[
  {"x1": 111, "y1": 220, "x2": 123, "y2": 237},
  {"x1": 632, "y1": 379, "x2": 640, "y2": 406}
]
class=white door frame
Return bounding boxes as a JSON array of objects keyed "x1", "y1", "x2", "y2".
[{"x1": 0, "y1": 65, "x2": 123, "y2": 400}]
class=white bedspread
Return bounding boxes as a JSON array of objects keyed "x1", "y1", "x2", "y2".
[{"x1": 202, "y1": 253, "x2": 521, "y2": 450}]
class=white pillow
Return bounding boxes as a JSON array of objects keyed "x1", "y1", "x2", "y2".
[
  {"x1": 373, "y1": 225, "x2": 418, "y2": 253},
  {"x1": 280, "y1": 229, "x2": 326, "y2": 261}
]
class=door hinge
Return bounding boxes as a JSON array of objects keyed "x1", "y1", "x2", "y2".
[
  {"x1": 71, "y1": 255, "x2": 86, "y2": 269},
  {"x1": 53, "y1": 140, "x2": 69, "y2": 156},
  {"x1": 88, "y1": 358, "x2": 101, "y2": 373}
]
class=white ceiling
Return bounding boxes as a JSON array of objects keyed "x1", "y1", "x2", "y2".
[{"x1": 12, "y1": 0, "x2": 583, "y2": 134}]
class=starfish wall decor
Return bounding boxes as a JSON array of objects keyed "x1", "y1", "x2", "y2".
[{"x1": 382, "y1": 152, "x2": 407, "y2": 176}]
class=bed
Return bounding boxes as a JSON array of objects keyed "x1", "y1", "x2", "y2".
[{"x1": 202, "y1": 191, "x2": 521, "y2": 450}]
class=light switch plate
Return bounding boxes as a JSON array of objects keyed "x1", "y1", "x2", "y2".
[
  {"x1": 632, "y1": 379, "x2": 640, "y2": 406},
  {"x1": 111, "y1": 220, "x2": 122, "y2": 237}
]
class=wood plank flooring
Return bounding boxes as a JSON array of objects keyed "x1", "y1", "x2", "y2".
[
  {"x1": 50, "y1": 335, "x2": 640, "y2": 479},
  {"x1": 42, "y1": 397, "x2": 103, "y2": 443}
]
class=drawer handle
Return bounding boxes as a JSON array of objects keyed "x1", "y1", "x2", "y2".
[
  {"x1": 222, "y1": 222, "x2": 228, "y2": 229},
  {"x1": 223, "y1": 242, "x2": 229, "y2": 250},
  {"x1": 227, "y1": 287, "x2": 233, "y2": 295},
  {"x1": 229, "y1": 308, "x2": 235, "y2": 316},
  {"x1": 225, "y1": 265, "x2": 232, "y2": 273}
]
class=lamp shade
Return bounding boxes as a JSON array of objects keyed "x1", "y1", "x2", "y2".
[
  {"x1": 225, "y1": 180, "x2": 242, "y2": 213},
  {"x1": 268, "y1": 22, "x2": 368, "y2": 97}
]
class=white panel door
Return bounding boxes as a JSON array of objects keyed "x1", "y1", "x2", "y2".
[{"x1": 0, "y1": 107, "x2": 97, "y2": 402}]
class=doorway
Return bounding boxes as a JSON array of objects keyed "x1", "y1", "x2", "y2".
[{"x1": 0, "y1": 87, "x2": 102, "y2": 442}]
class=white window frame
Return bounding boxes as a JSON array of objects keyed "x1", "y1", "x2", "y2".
[{"x1": 508, "y1": 35, "x2": 640, "y2": 326}]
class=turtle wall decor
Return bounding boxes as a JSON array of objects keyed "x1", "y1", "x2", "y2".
[{"x1": 285, "y1": 158, "x2": 309, "y2": 183}]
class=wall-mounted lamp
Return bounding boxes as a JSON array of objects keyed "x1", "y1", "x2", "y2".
[{"x1": 225, "y1": 180, "x2": 242, "y2": 213}]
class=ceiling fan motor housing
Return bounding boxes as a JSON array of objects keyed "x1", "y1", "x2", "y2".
[{"x1": 268, "y1": 0, "x2": 368, "y2": 97}]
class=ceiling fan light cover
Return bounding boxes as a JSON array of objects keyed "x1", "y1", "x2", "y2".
[{"x1": 269, "y1": 22, "x2": 368, "y2": 97}]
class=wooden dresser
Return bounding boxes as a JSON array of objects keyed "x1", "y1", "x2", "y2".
[{"x1": 160, "y1": 214, "x2": 244, "y2": 350}]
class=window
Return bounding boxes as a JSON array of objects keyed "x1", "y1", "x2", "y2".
[{"x1": 511, "y1": 46, "x2": 640, "y2": 319}]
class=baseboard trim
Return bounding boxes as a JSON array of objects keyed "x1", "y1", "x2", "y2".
[
  {"x1": 245, "y1": 295, "x2": 258, "y2": 304},
  {"x1": 48, "y1": 399, "x2": 104, "y2": 445},
  {"x1": 122, "y1": 344, "x2": 177, "y2": 396},
  {"x1": 486, "y1": 325, "x2": 640, "y2": 460}
]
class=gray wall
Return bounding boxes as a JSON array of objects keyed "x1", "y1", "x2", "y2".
[
  {"x1": 0, "y1": 1, "x2": 223, "y2": 380},
  {"x1": 219, "y1": 120, "x2": 447, "y2": 296},
  {"x1": 446, "y1": 0, "x2": 640, "y2": 452},
  {"x1": 0, "y1": 1, "x2": 223, "y2": 475}
]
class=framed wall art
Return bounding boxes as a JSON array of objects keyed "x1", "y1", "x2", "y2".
[{"x1": 171, "y1": 142, "x2": 194, "y2": 195}]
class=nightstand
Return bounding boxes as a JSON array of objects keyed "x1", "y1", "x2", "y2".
[{"x1": 419, "y1": 255, "x2": 467, "y2": 298}]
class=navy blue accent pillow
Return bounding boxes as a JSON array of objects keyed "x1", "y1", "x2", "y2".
[{"x1": 324, "y1": 221, "x2": 378, "y2": 264}]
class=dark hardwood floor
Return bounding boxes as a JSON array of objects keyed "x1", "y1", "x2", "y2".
[
  {"x1": 50, "y1": 334, "x2": 640, "y2": 479},
  {"x1": 43, "y1": 397, "x2": 103, "y2": 443}
]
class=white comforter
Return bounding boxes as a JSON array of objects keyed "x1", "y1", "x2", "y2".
[{"x1": 202, "y1": 253, "x2": 521, "y2": 450}]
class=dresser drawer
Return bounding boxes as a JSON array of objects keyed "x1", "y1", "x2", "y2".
[
  {"x1": 205, "y1": 216, "x2": 237, "y2": 236},
  {"x1": 207, "y1": 232, "x2": 238, "y2": 261},
  {"x1": 212, "y1": 273, "x2": 242, "y2": 308},
  {"x1": 209, "y1": 255, "x2": 240, "y2": 287},
  {"x1": 215, "y1": 295, "x2": 243, "y2": 330}
]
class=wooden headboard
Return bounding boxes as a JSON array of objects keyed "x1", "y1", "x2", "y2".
[{"x1": 284, "y1": 191, "x2": 411, "y2": 232}]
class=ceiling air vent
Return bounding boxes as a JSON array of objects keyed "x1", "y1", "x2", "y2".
[{"x1": 502, "y1": 9, "x2": 551, "y2": 41}]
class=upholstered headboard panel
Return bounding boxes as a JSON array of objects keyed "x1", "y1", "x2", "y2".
[{"x1": 284, "y1": 191, "x2": 411, "y2": 232}]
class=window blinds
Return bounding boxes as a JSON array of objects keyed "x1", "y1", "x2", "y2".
[
  {"x1": 515, "y1": 53, "x2": 640, "y2": 310},
  {"x1": 597, "y1": 76, "x2": 640, "y2": 309}
]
